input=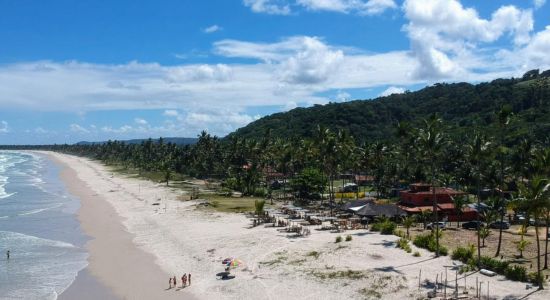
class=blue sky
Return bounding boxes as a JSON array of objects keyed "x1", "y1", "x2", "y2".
[{"x1": 0, "y1": 0, "x2": 549, "y2": 144}]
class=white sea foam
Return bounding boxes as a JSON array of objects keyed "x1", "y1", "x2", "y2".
[{"x1": 18, "y1": 203, "x2": 63, "y2": 216}]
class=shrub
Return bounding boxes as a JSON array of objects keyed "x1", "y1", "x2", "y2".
[
  {"x1": 396, "y1": 238, "x2": 412, "y2": 253},
  {"x1": 254, "y1": 199, "x2": 266, "y2": 215},
  {"x1": 413, "y1": 233, "x2": 448, "y2": 255},
  {"x1": 528, "y1": 272, "x2": 543, "y2": 286},
  {"x1": 413, "y1": 251, "x2": 421, "y2": 257},
  {"x1": 345, "y1": 235, "x2": 352, "y2": 242},
  {"x1": 335, "y1": 236, "x2": 343, "y2": 243},
  {"x1": 479, "y1": 256, "x2": 509, "y2": 274},
  {"x1": 211, "y1": 200, "x2": 220, "y2": 208},
  {"x1": 451, "y1": 245, "x2": 475, "y2": 263},
  {"x1": 393, "y1": 229, "x2": 405, "y2": 238},
  {"x1": 504, "y1": 265, "x2": 528, "y2": 282},
  {"x1": 371, "y1": 219, "x2": 397, "y2": 235}
]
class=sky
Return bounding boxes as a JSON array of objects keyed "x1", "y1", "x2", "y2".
[{"x1": 0, "y1": 0, "x2": 549, "y2": 144}]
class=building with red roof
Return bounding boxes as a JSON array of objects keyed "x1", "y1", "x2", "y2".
[{"x1": 398, "y1": 183, "x2": 478, "y2": 222}]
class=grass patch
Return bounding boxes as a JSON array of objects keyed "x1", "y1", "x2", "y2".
[
  {"x1": 202, "y1": 196, "x2": 266, "y2": 213},
  {"x1": 289, "y1": 259, "x2": 307, "y2": 266},
  {"x1": 335, "y1": 236, "x2": 343, "y2": 243},
  {"x1": 306, "y1": 251, "x2": 321, "y2": 259},
  {"x1": 311, "y1": 269, "x2": 367, "y2": 280},
  {"x1": 345, "y1": 235, "x2": 352, "y2": 242},
  {"x1": 260, "y1": 255, "x2": 287, "y2": 266},
  {"x1": 359, "y1": 288, "x2": 381, "y2": 299}
]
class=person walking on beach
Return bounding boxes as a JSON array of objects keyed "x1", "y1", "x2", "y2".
[
  {"x1": 173, "y1": 276, "x2": 177, "y2": 288},
  {"x1": 183, "y1": 273, "x2": 187, "y2": 287},
  {"x1": 6, "y1": 250, "x2": 9, "y2": 260},
  {"x1": 169, "y1": 277, "x2": 172, "y2": 289},
  {"x1": 181, "y1": 274, "x2": 185, "y2": 288},
  {"x1": 188, "y1": 273, "x2": 191, "y2": 286}
]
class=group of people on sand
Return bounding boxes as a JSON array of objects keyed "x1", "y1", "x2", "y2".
[{"x1": 169, "y1": 273, "x2": 191, "y2": 289}]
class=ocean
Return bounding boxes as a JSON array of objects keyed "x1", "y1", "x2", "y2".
[{"x1": 0, "y1": 151, "x2": 88, "y2": 299}]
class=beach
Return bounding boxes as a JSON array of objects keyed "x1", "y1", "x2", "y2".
[{"x1": 47, "y1": 151, "x2": 549, "y2": 300}]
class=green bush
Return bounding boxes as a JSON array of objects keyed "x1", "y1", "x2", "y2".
[
  {"x1": 479, "y1": 256, "x2": 509, "y2": 274},
  {"x1": 528, "y1": 272, "x2": 543, "y2": 285},
  {"x1": 413, "y1": 233, "x2": 448, "y2": 255},
  {"x1": 371, "y1": 220, "x2": 396, "y2": 235},
  {"x1": 335, "y1": 236, "x2": 343, "y2": 243},
  {"x1": 393, "y1": 229, "x2": 405, "y2": 238},
  {"x1": 345, "y1": 235, "x2": 352, "y2": 242},
  {"x1": 254, "y1": 199, "x2": 266, "y2": 215},
  {"x1": 504, "y1": 265, "x2": 528, "y2": 282},
  {"x1": 396, "y1": 238, "x2": 412, "y2": 253},
  {"x1": 413, "y1": 251, "x2": 421, "y2": 257},
  {"x1": 451, "y1": 245, "x2": 475, "y2": 263}
]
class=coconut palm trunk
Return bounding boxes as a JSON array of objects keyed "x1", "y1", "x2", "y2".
[{"x1": 535, "y1": 213, "x2": 543, "y2": 290}]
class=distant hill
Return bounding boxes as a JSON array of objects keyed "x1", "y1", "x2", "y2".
[
  {"x1": 229, "y1": 70, "x2": 550, "y2": 143},
  {"x1": 75, "y1": 137, "x2": 198, "y2": 146}
]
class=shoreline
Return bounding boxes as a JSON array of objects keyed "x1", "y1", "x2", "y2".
[{"x1": 46, "y1": 152, "x2": 192, "y2": 300}]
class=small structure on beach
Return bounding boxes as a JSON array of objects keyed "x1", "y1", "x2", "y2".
[{"x1": 355, "y1": 202, "x2": 407, "y2": 219}]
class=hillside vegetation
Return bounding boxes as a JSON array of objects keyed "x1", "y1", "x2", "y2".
[{"x1": 229, "y1": 70, "x2": 550, "y2": 144}]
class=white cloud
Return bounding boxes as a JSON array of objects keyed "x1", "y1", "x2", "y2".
[
  {"x1": 0, "y1": 121, "x2": 8, "y2": 133},
  {"x1": 203, "y1": 25, "x2": 222, "y2": 33},
  {"x1": 34, "y1": 127, "x2": 48, "y2": 134},
  {"x1": 284, "y1": 101, "x2": 298, "y2": 111},
  {"x1": 69, "y1": 124, "x2": 90, "y2": 134},
  {"x1": 534, "y1": 0, "x2": 546, "y2": 9},
  {"x1": 163, "y1": 109, "x2": 180, "y2": 117},
  {"x1": 335, "y1": 90, "x2": 351, "y2": 101},
  {"x1": 243, "y1": 0, "x2": 291, "y2": 15},
  {"x1": 134, "y1": 118, "x2": 148, "y2": 125},
  {"x1": 297, "y1": 0, "x2": 396, "y2": 15},
  {"x1": 280, "y1": 37, "x2": 344, "y2": 84},
  {"x1": 403, "y1": 0, "x2": 534, "y2": 79},
  {"x1": 509, "y1": 26, "x2": 550, "y2": 70},
  {"x1": 243, "y1": 0, "x2": 396, "y2": 15},
  {"x1": 379, "y1": 86, "x2": 405, "y2": 97}
]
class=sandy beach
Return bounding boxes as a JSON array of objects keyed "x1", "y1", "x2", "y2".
[{"x1": 46, "y1": 151, "x2": 549, "y2": 300}]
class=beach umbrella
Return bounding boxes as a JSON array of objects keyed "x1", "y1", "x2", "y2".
[
  {"x1": 226, "y1": 259, "x2": 243, "y2": 268},
  {"x1": 222, "y1": 258, "x2": 233, "y2": 264}
]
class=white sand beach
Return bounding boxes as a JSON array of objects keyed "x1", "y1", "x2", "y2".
[{"x1": 47, "y1": 152, "x2": 549, "y2": 300}]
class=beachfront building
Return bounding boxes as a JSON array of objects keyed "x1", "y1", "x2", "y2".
[{"x1": 398, "y1": 183, "x2": 478, "y2": 222}]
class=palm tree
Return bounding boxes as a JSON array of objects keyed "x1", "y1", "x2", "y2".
[
  {"x1": 478, "y1": 227, "x2": 491, "y2": 247},
  {"x1": 452, "y1": 195, "x2": 468, "y2": 227},
  {"x1": 515, "y1": 224, "x2": 530, "y2": 258},
  {"x1": 518, "y1": 176, "x2": 549, "y2": 290},
  {"x1": 495, "y1": 106, "x2": 512, "y2": 257},
  {"x1": 417, "y1": 114, "x2": 446, "y2": 257},
  {"x1": 466, "y1": 132, "x2": 491, "y2": 267},
  {"x1": 403, "y1": 216, "x2": 416, "y2": 238}
]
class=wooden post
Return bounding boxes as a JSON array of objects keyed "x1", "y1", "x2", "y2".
[
  {"x1": 419, "y1": 269, "x2": 422, "y2": 289},
  {"x1": 445, "y1": 268, "x2": 448, "y2": 296},
  {"x1": 455, "y1": 270, "x2": 458, "y2": 299},
  {"x1": 476, "y1": 277, "x2": 479, "y2": 298},
  {"x1": 487, "y1": 281, "x2": 489, "y2": 300}
]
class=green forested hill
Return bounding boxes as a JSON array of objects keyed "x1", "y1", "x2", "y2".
[{"x1": 230, "y1": 70, "x2": 550, "y2": 144}]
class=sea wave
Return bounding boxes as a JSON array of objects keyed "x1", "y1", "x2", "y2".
[
  {"x1": 18, "y1": 203, "x2": 63, "y2": 217},
  {"x1": 0, "y1": 230, "x2": 79, "y2": 250}
]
